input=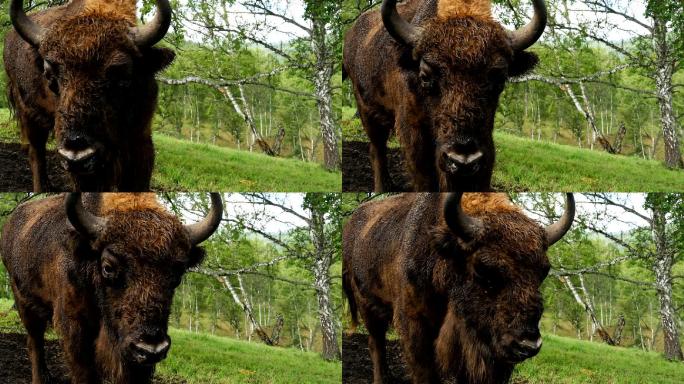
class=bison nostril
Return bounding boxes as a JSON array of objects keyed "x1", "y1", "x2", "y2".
[{"x1": 63, "y1": 135, "x2": 90, "y2": 151}]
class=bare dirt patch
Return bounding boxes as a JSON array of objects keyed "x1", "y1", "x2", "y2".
[
  {"x1": 342, "y1": 141, "x2": 411, "y2": 192},
  {"x1": 0, "y1": 333, "x2": 185, "y2": 383},
  {"x1": 342, "y1": 333, "x2": 411, "y2": 384},
  {"x1": 0, "y1": 142, "x2": 70, "y2": 192}
]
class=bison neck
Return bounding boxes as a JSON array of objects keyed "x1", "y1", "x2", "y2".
[
  {"x1": 435, "y1": 307, "x2": 514, "y2": 384},
  {"x1": 95, "y1": 324, "x2": 155, "y2": 384}
]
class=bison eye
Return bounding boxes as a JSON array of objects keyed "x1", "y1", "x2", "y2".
[
  {"x1": 418, "y1": 60, "x2": 434, "y2": 89},
  {"x1": 102, "y1": 262, "x2": 116, "y2": 280},
  {"x1": 101, "y1": 253, "x2": 121, "y2": 281},
  {"x1": 43, "y1": 60, "x2": 60, "y2": 94}
]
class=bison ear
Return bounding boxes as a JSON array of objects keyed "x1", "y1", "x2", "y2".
[
  {"x1": 509, "y1": 51, "x2": 539, "y2": 78},
  {"x1": 142, "y1": 47, "x2": 176, "y2": 73},
  {"x1": 186, "y1": 246, "x2": 206, "y2": 269}
]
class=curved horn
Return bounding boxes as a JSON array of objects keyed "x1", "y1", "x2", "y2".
[
  {"x1": 381, "y1": 0, "x2": 421, "y2": 47},
  {"x1": 10, "y1": 0, "x2": 46, "y2": 47},
  {"x1": 443, "y1": 192, "x2": 484, "y2": 241},
  {"x1": 65, "y1": 193, "x2": 107, "y2": 239},
  {"x1": 508, "y1": 0, "x2": 548, "y2": 51},
  {"x1": 545, "y1": 193, "x2": 575, "y2": 246},
  {"x1": 184, "y1": 193, "x2": 223, "y2": 245},
  {"x1": 130, "y1": 0, "x2": 172, "y2": 47}
]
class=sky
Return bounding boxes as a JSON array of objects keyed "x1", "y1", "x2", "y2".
[
  {"x1": 172, "y1": 0, "x2": 309, "y2": 44},
  {"x1": 138, "y1": 0, "x2": 652, "y2": 46},
  {"x1": 520, "y1": 193, "x2": 649, "y2": 235},
  {"x1": 493, "y1": 0, "x2": 650, "y2": 41},
  {"x1": 170, "y1": 193, "x2": 308, "y2": 236}
]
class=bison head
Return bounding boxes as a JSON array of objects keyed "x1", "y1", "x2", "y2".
[
  {"x1": 64, "y1": 193, "x2": 222, "y2": 373},
  {"x1": 382, "y1": 0, "x2": 546, "y2": 187},
  {"x1": 432, "y1": 193, "x2": 573, "y2": 377},
  {"x1": 10, "y1": 0, "x2": 175, "y2": 180}
]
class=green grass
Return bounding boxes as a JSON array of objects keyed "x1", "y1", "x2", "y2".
[
  {"x1": 512, "y1": 334, "x2": 684, "y2": 384},
  {"x1": 493, "y1": 132, "x2": 684, "y2": 191},
  {"x1": 151, "y1": 134, "x2": 341, "y2": 192},
  {"x1": 158, "y1": 329, "x2": 340, "y2": 384}
]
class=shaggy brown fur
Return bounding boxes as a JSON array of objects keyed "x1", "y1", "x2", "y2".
[
  {"x1": 4, "y1": 1, "x2": 175, "y2": 192},
  {"x1": 343, "y1": 0, "x2": 541, "y2": 192},
  {"x1": 0, "y1": 194, "x2": 211, "y2": 384},
  {"x1": 343, "y1": 193, "x2": 557, "y2": 384}
]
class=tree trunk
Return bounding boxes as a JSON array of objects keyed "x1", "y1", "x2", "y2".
[
  {"x1": 560, "y1": 275, "x2": 615, "y2": 345},
  {"x1": 310, "y1": 207, "x2": 341, "y2": 360},
  {"x1": 653, "y1": 18, "x2": 683, "y2": 169},
  {"x1": 220, "y1": 275, "x2": 279, "y2": 346},
  {"x1": 650, "y1": 203, "x2": 684, "y2": 360},
  {"x1": 311, "y1": 18, "x2": 340, "y2": 170}
]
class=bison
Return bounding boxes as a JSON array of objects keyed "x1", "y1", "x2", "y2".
[
  {"x1": 343, "y1": 192, "x2": 574, "y2": 384},
  {"x1": 0, "y1": 192, "x2": 223, "y2": 383},
  {"x1": 4, "y1": 0, "x2": 175, "y2": 192},
  {"x1": 343, "y1": 0, "x2": 547, "y2": 191}
]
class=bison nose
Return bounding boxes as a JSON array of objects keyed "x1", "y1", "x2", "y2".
[
  {"x1": 442, "y1": 150, "x2": 483, "y2": 175},
  {"x1": 514, "y1": 336, "x2": 543, "y2": 357},
  {"x1": 130, "y1": 336, "x2": 171, "y2": 365},
  {"x1": 60, "y1": 135, "x2": 96, "y2": 163}
]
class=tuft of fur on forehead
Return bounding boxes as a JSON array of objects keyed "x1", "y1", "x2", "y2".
[
  {"x1": 96, "y1": 209, "x2": 189, "y2": 261},
  {"x1": 415, "y1": 18, "x2": 510, "y2": 69},
  {"x1": 83, "y1": 0, "x2": 138, "y2": 22},
  {"x1": 461, "y1": 193, "x2": 546, "y2": 256},
  {"x1": 40, "y1": 14, "x2": 137, "y2": 67},
  {"x1": 437, "y1": 0, "x2": 493, "y2": 20},
  {"x1": 100, "y1": 193, "x2": 165, "y2": 214},
  {"x1": 461, "y1": 193, "x2": 520, "y2": 215}
]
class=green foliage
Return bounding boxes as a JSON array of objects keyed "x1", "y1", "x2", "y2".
[{"x1": 646, "y1": 0, "x2": 684, "y2": 60}]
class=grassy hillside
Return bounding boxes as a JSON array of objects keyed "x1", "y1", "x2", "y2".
[
  {"x1": 494, "y1": 132, "x2": 684, "y2": 191},
  {"x1": 159, "y1": 330, "x2": 341, "y2": 384},
  {"x1": 512, "y1": 334, "x2": 684, "y2": 384},
  {"x1": 152, "y1": 134, "x2": 340, "y2": 191}
]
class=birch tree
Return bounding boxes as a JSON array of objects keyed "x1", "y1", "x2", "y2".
[
  {"x1": 175, "y1": 0, "x2": 342, "y2": 169},
  {"x1": 541, "y1": 0, "x2": 684, "y2": 168}
]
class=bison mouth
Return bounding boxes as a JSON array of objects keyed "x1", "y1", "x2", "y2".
[
  {"x1": 126, "y1": 338, "x2": 171, "y2": 366},
  {"x1": 504, "y1": 337, "x2": 542, "y2": 363},
  {"x1": 59, "y1": 147, "x2": 101, "y2": 175},
  {"x1": 439, "y1": 150, "x2": 483, "y2": 177}
]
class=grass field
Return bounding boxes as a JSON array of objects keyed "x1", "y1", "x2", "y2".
[
  {"x1": 152, "y1": 134, "x2": 341, "y2": 191},
  {"x1": 0, "y1": 299, "x2": 341, "y2": 384},
  {"x1": 159, "y1": 329, "x2": 341, "y2": 384},
  {"x1": 493, "y1": 132, "x2": 684, "y2": 191},
  {"x1": 512, "y1": 334, "x2": 684, "y2": 384}
]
